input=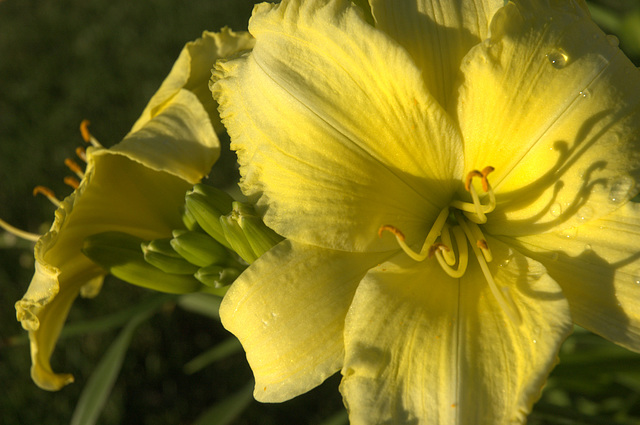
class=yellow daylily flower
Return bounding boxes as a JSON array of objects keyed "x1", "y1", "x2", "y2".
[
  {"x1": 212, "y1": 0, "x2": 640, "y2": 423},
  {"x1": 14, "y1": 29, "x2": 255, "y2": 392}
]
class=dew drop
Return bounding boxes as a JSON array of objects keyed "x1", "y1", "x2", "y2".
[
  {"x1": 577, "y1": 206, "x2": 593, "y2": 221},
  {"x1": 532, "y1": 339, "x2": 537, "y2": 344},
  {"x1": 606, "y1": 34, "x2": 620, "y2": 47},
  {"x1": 579, "y1": 88, "x2": 591, "y2": 99},
  {"x1": 546, "y1": 48, "x2": 569, "y2": 69},
  {"x1": 550, "y1": 203, "x2": 562, "y2": 217},
  {"x1": 608, "y1": 176, "x2": 635, "y2": 204},
  {"x1": 584, "y1": 244, "x2": 592, "y2": 251},
  {"x1": 632, "y1": 269, "x2": 640, "y2": 286},
  {"x1": 560, "y1": 227, "x2": 578, "y2": 239}
]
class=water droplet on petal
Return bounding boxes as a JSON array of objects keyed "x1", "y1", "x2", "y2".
[
  {"x1": 609, "y1": 176, "x2": 635, "y2": 204},
  {"x1": 546, "y1": 48, "x2": 569, "y2": 69},
  {"x1": 606, "y1": 34, "x2": 620, "y2": 47},
  {"x1": 560, "y1": 227, "x2": 578, "y2": 239},
  {"x1": 550, "y1": 203, "x2": 562, "y2": 217},
  {"x1": 577, "y1": 206, "x2": 593, "y2": 221},
  {"x1": 584, "y1": 244, "x2": 592, "y2": 251},
  {"x1": 532, "y1": 339, "x2": 537, "y2": 344},
  {"x1": 632, "y1": 269, "x2": 640, "y2": 286},
  {"x1": 579, "y1": 88, "x2": 591, "y2": 99}
]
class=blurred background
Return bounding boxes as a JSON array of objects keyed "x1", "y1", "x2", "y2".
[{"x1": 1, "y1": 0, "x2": 640, "y2": 424}]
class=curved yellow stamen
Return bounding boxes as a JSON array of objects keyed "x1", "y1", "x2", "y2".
[
  {"x1": 378, "y1": 207, "x2": 450, "y2": 262},
  {"x1": 434, "y1": 226, "x2": 468, "y2": 278},
  {"x1": 64, "y1": 176, "x2": 80, "y2": 190},
  {"x1": 455, "y1": 211, "x2": 520, "y2": 325},
  {"x1": 33, "y1": 186, "x2": 61, "y2": 208},
  {"x1": 0, "y1": 217, "x2": 41, "y2": 242},
  {"x1": 64, "y1": 158, "x2": 85, "y2": 179},
  {"x1": 80, "y1": 119, "x2": 103, "y2": 148}
]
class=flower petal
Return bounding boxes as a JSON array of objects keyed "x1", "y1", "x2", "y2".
[
  {"x1": 15, "y1": 52, "x2": 220, "y2": 389},
  {"x1": 15, "y1": 148, "x2": 197, "y2": 390},
  {"x1": 341, "y1": 238, "x2": 572, "y2": 424},
  {"x1": 457, "y1": 0, "x2": 640, "y2": 236},
  {"x1": 113, "y1": 89, "x2": 219, "y2": 184},
  {"x1": 212, "y1": 0, "x2": 462, "y2": 252},
  {"x1": 369, "y1": 0, "x2": 502, "y2": 107},
  {"x1": 219, "y1": 240, "x2": 393, "y2": 402},
  {"x1": 503, "y1": 201, "x2": 640, "y2": 352},
  {"x1": 131, "y1": 28, "x2": 255, "y2": 134}
]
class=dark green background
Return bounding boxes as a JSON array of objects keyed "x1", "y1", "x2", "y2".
[{"x1": 2, "y1": 0, "x2": 640, "y2": 424}]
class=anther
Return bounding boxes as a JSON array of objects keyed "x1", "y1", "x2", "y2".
[
  {"x1": 465, "y1": 170, "x2": 483, "y2": 192},
  {"x1": 79, "y1": 119, "x2": 103, "y2": 148},
  {"x1": 64, "y1": 176, "x2": 80, "y2": 189},
  {"x1": 481, "y1": 166, "x2": 495, "y2": 192},
  {"x1": 378, "y1": 225, "x2": 405, "y2": 240},
  {"x1": 64, "y1": 158, "x2": 85, "y2": 178},
  {"x1": 477, "y1": 239, "x2": 489, "y2": 250},
  {"x1": 428, "y1": 243, "x2": 450, "y2": 258},
  {"x1": 75, "y1": 146, "x2": 87, "y2": 162},
  {"x1": 33, "y1": 186, "x2": 61, "y2": 208}
]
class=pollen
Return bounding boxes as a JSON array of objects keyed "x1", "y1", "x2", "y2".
[
  {"x1": 378, "y1": 166, "x2": 521, "y2": 324},
  {"x1": 79, "y1": 119, "x2": 103, "y2": 148},
  {"x1": 64, "y1": 158, "x2": 84, "y2": 179},
  {"x1": 64, "y1": 176, "x2": 80, "y2": 189},
  {"x1": 33, "y1": 186, "x2": 61, "y2": 208}
]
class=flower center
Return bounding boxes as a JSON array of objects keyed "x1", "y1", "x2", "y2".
[{"x1": 378, "y1": 167, "x2": 520, "y2": 324}]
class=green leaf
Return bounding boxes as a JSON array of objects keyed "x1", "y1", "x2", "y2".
[
  {"x1": 70, "y1": 298, "x2": 164, "y2": 425},
  {"x1": 192, "y1": 382, "x2": 254, "y2": 425},
  {"x1": 177, "y1": 292, "x2": 223, "y2": 320},
  {"x1": 184, "y1": 337, "x2": 243, "y2": 375}
]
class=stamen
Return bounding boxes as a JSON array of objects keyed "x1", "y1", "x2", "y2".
[
  {"x1": 33, "y1": 186, "x2": 61, "y2": 208},
  {"x1": 481, "y1": 166, "x2": 495, "y2": 193},
  {"x1": 75, "y1": 146, "x2": 87, "y2": 162},
  {"x1": 428, "y1": 243, "x2": 450, "y2": 259},
  {"x1": 467, "y1": 220, "x2": 493, "y2": 263},
  {"x1": 64, "y1": 176, "x2": 80, "y2": 189},
  {"x1": 438, "y1": 223, "x2": 457, "y2": 266},
  {"x1": 464, "y1": 170, "x2": 483, "y2": 192},
  {"x1": 434, "y1": 226, "x2": 468, "y2": 278},
  {"x1": 80, "y1": 119, "x2": 103, "y2": 148},
  {"x1": 455, "y1": 211, "x2": 520, "y2": 325},
  {"x1": 464, "y1": 183, "x2": 487, "y2": 224},
  {"x1": 378, "y1": 207, "x2": 450, "y2": 262},
  {"x1": 0, "y1": 217, "x2": 41, "y2": 242},
  {"x1": 64, "y1": 158, "x2": 85, "y2": 178}
]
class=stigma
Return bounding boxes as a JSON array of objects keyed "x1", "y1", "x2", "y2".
[{"x1": 379, "y1": 167, "x2": 521, "y2": 325}]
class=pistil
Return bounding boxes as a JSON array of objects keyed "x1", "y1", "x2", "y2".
[{"x1": 378, "y1": 167, "x2": 521, "y2": 325}]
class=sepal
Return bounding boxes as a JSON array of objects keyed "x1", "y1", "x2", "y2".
[
  {"x1": 141, "y1": 238, "x2": 201, "y2": 274},
  {"x1": 82, "y1": 232, "x2": 203, "y2": 294},
  {"x1": 184, "y1": 184, "x2": 235, "y2": 248},
  {"x1": 195, "y1": 264, "x2": 242, "y2": 288},
  {"x1": 170, "y1": 229, "x2": 230, "y2": 267}
]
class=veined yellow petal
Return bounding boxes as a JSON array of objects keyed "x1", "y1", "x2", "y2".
[
  {"x1": 457, "y1": 0, "x2": 640, "y2": 236},
  {"x1": 131, "y1": 28, "x2": 254, "y2": 134},
  {"x1": 370, "y1": 0, "x2": 503, "y2": 108},
  {"x1": 219, "y1": 240, "x2": 393, "y2": 402},
  {"x1": 341, "y1": 239, "x2": 571, "y2": 424},
  {"x1": 504, "y1": 201, "x2": 640, "y2": 352},
  {"x1": 15, "y1": 149, "x2": 196, "y2": 390},
  {"x1": 113, "y1": 90, "x2": 219, "y2": 184},
  {"x1": 212, "y1": 0, "x2": 463, "y2": 252}
]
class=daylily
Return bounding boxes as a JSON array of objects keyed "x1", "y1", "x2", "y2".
[
  {"x1": 14, "y1": 28, "x2": 255, "y2": 391},
  {"x1": 212, "y1": 0, "x2": 640, "y2": 423}
]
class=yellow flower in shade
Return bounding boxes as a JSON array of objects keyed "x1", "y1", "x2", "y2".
[
  {"x1": 212, "y1": 0, "x2": 640, "y2": 423},
  {"x1": 14, "y1": 29, "x2": 255, "y2": 391}
]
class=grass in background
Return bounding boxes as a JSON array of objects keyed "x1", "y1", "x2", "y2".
[{"x1": 1, "y1": 0, "x2": 640, "y2": 424}]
